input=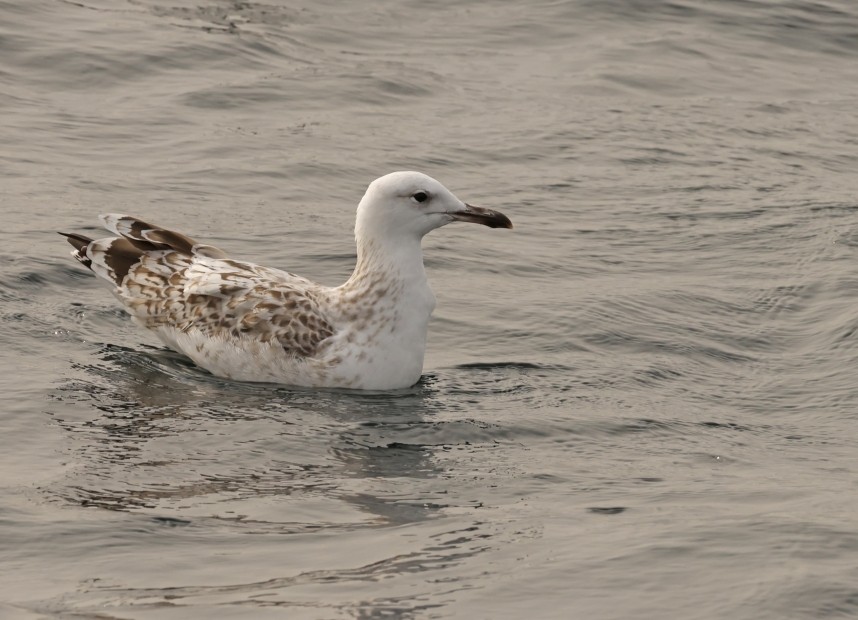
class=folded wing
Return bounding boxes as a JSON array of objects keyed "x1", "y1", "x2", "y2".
[{"x1": 61, "y1": 214, "x2": 336, "y2": 358}]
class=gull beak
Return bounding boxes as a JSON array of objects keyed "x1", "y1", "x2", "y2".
[{"x1": 450, "y1": 203, "x2": 513, "y2": 229}]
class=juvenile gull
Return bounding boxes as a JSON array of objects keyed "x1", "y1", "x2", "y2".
[{"x1": 60, "y1": 171, "x2": 512, "y2": 389}]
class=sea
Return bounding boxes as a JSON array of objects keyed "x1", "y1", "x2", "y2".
[{"x1": 3, "y1": 0, "x2": 858, "y2": 618}]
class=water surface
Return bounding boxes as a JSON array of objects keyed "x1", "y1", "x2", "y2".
[{"x1": 3, "y1": 0, "x2": 858, "y2": 618}]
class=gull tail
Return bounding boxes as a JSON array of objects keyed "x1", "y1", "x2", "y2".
[{"x1": 60, "y1": 215, "x2": 228, "y2": 288}]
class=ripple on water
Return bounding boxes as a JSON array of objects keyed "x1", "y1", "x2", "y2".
[{"x1": 5, "y1": 0, "x2": 858, "y2": 617}]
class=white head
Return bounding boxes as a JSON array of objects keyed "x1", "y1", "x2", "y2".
[{"x1": 355, "y1": 171, "x2": 512, "y2": 242}]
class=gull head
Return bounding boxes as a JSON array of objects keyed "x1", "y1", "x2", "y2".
[{"x1": 355, "y1": 171, "x2": 513, "y2": 241}]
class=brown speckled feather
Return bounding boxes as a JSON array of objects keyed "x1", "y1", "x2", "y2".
[{"x1": 62, "y1": 214, "x2": 336, "y2": 360}]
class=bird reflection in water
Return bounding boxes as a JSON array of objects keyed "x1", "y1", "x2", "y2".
[{"x1": 50, "y1": 343, "x2": 455, "y2": 526}]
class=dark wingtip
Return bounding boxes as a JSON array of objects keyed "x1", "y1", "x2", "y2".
[
  {"x1": 59, "y1": 232, "x2": 94, "y2": 269},
  {"x1": 59, "y1": 231, "x2": 94, "y2": 252}
]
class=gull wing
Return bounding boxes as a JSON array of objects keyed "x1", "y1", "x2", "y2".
[{"x1": 61, "y1": 214, "x2": 336, "y2": 358}]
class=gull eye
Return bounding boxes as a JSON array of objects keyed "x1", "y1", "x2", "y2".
[{"x1": 411, "y1": 191, "x2": 429, "y2": 204}]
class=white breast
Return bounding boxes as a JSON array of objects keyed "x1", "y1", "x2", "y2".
[{"x1": 325, "y1": 279, "x2": 437, "y2": 390}]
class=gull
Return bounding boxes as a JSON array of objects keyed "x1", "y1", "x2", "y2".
[{"x1": 60, "y1": 171, "x2": 513, "y2": 389}]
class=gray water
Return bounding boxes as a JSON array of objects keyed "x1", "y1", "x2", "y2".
[{"x1": 3, "y1": 0, "x2": 858, "y2": 618}]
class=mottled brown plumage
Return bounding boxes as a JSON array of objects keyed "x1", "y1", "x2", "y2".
[{"x1": 63, "y1": 215, "x2": 336, "y2": 361}]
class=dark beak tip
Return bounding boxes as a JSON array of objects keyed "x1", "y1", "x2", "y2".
[
  {"x1": 453, "y1": 205, "x2": 513, "y2": 229},
  {"x1": 491, "y1": 214, "x2": 514, "y2": 230}
]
